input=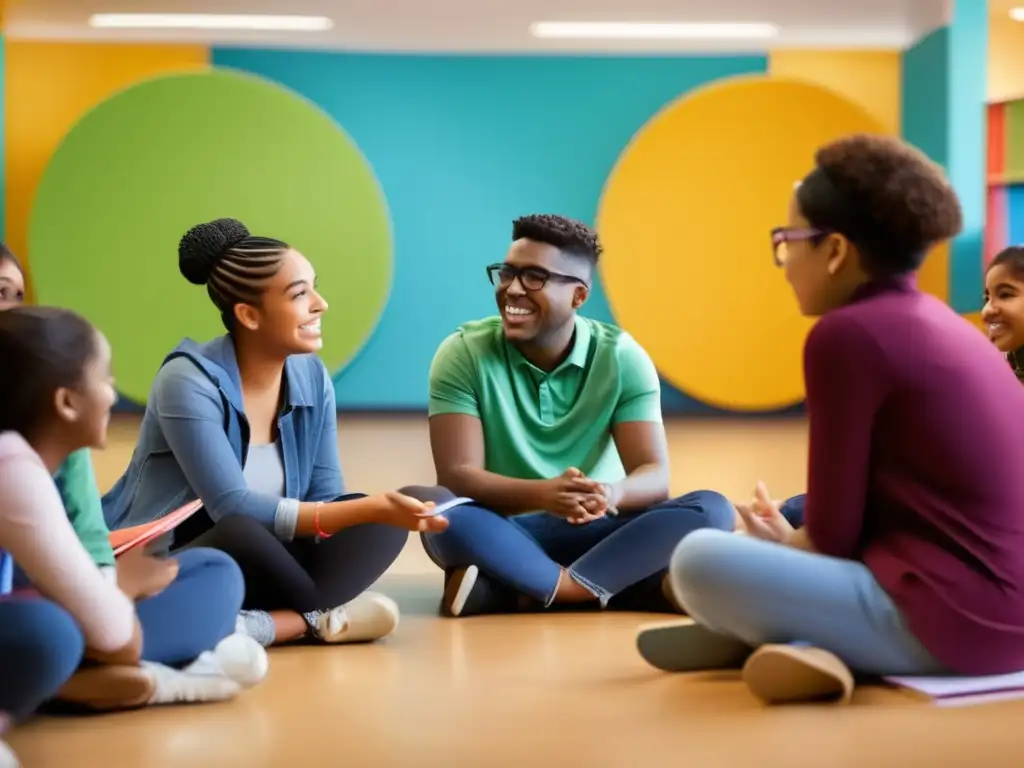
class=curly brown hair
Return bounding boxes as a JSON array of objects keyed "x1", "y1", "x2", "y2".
[
  {"x1": 512, "y1": 214, "x2": 603, "y2": 264},
  {"x1": 796, "y1": 134, "x2": 963, "y2": 276}
]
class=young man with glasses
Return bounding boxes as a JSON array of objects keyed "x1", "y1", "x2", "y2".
[{"x1": 420, "y1": 213, "x2": 734, "y2": 617}]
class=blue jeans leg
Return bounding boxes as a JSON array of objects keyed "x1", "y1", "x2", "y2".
[
  {"x1": 422, "y1": 490, "x2": 734, "y2": 607},
  {"x1": 669, "y1": 529, "x2": 946, "y2": 675},
  {"x1": 136, "y1": 547, "x2": 245, "y2": 667},
  {"x1": 0, "y1": 598, "x2": 85, "y2": 721},
  {"x1": 779, "y1": 494, "x2": 806, "y2": 528},
  {"x1": 422, "y1": 504, "x2": 563, "y2": 603},
  {"x1": 517, "y1": 490, "x2": 735, "y2": 605}
]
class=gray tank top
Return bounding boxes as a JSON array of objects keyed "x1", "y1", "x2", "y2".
[{"x1": 243, "y1": 442, "x2": 286, "y2": 497}]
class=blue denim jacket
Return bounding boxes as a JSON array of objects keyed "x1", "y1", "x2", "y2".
[{"x1": 102, "y1": 335, "x2": 344, "y2": 532}]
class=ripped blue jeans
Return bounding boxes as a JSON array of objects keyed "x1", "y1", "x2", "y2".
[{"x1": 421, "y1": 491, "x2": 735, "y2": 607}]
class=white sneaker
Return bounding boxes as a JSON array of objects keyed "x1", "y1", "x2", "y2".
[
  {"x1": 313, "y1": 592, "x2": 400, "y2": 643},
  {"x1": 143, "y1": 658, "x2": 240, "y2": 705},
  {"x1": 212, "y1": 633, "x2": 269, "y2": 688},
  {"x1": 0, "y1": 740, "x2": 19, "y2": 768}
]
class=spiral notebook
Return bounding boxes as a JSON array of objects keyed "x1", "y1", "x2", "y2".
[{"x1": 109, "y1": 500, "x2": 204, "y2": 557}]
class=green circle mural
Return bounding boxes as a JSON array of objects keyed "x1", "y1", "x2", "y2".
[{"x1": 30, "y1": 68, "x2": 392, "y2": 404}]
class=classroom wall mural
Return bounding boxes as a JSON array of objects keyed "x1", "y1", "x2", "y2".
[{"x1": 2, "y1": 40, "x2": 979, "y2": 414}]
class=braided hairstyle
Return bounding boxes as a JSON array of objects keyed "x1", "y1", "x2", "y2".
[{"x1": 178, "y1": 218, "x2": 291, "y2": 331}]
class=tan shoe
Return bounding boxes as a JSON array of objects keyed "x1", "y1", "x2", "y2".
[
  {"x1": 742, "y1": 644, "x2": 854, "y2": 705},
  {"x1": 57, "y1": 665, "x2": 156, "y2": 711},
  {"x1": 314, "y1": 592, "x2": 400, "y2": 643}
]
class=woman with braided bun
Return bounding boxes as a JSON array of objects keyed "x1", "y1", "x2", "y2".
[{"x1": 103, "y1": 218, "x2": 449, "y2": 648}]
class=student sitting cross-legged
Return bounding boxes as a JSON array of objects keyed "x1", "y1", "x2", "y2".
[
  {"x1": 102, "y1": 218, "x2": 449, "y2": 649},
  {"x1": 0, "y1": 307, "x2": 269, "y2": 765},
  {"x1": 0, "y1": 251, "x2": 266, "y2": 719},
  {"x1": 638, "y1": 135, "x2": 1024, "y2": 706},
  {"x1": 418, "y1": 214, "x2": 735, "y2": 617}
]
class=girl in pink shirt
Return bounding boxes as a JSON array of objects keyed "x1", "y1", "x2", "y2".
[{"x1": 0, "y1": 306, "x2": 265, "y2": 762}]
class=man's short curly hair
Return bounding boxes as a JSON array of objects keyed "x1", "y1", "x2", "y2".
[
  {"x1": 796, "y1": 134, "x2": 963, "y2": 276},
  {"x1": 512, "y1": 214, "x2": 603, "y2": 264}
]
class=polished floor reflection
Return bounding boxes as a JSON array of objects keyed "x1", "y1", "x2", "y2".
[{"x1": 9, "y1": 416, "x2": 1021, "y2": 766}]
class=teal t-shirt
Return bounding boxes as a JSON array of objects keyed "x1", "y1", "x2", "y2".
[
  {"x1": 54, "y1": 449, "x2": 115, "y2": 567},
  {"x1": 428, "y1": 315, "x2": 663, "y2": 483}
]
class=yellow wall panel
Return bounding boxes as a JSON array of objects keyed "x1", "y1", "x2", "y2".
[
  {"x1": 598, "y1": 76, "x2": 889, "y2": 410},
  {"x1": 766, "y1": 49, "x2": 952, "y2": 302},
  {"x1": 990, "y1": 14, "x2": 1024, "y2": 103},
  {"x1": 4, "y1": 42, "x2": 209, "y2": 297},
  {"x1": 916, "y1": 241, "x2": 950, "y2": 303},
  {"x1": 768, "y1": 49, "x2": 901, "y2": 134}
]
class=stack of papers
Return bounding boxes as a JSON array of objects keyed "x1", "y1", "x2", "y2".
[{"x1": 885, "y1": 672, "x2": 1024, "y2": 707}]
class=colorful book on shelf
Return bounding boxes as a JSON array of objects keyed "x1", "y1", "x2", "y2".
[
  {"x1": 885, "y1": 672, "x2": 1024, "y2": 707},
  {"x1": 109, "y1": 500, "x2": 204, "y2": 557}
]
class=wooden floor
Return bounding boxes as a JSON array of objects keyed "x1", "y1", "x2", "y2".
[{"x1": 9, "y1": 416, "x2": 1023, "y2": 767}]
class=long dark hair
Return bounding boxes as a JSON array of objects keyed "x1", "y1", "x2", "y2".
[{"x1": 0, "y1": 306, "x2": 98, "y2": 437}]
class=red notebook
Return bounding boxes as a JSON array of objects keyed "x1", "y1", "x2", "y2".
[{"x1": 109, "y1": 500, "x2": 204, "y2": 557}]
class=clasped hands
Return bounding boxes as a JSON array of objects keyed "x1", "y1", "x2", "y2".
[
  {"x1": 542, "y1": 467, "x2": 620, "y2": 525},
  {"x1": 734, "y1": 480, "x2": 794, "y2": 544}
]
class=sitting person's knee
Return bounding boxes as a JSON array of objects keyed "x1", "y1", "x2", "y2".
[
  {"x1": 14, "y1": 602, "x2": 85, "y2": 684},
  {"x1": 669, "y1": 528, "x2": 734, "y2": 604},
  {"x1": 172, "y1": 547, "x2": 245, "y2": 599},
  {"x1": 420, "y1": 500, "x2": 492, "y2": 543},
  {"x1": 397, "y1": 484, "x2": 457, "y2": 505},
  {"x1": 176, "y1": 545, "x2": 239, "y2": 569},
  {"x1": 688, "y1": 489, "x2": 737, "y2": 531},
  {"x1": 178, "y1": 543, "x2": 243, "y2": 575}
]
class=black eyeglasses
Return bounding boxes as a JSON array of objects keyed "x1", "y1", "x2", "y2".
[{"x1": 486, "y1": 263, "x2": 588, "y2": 291}]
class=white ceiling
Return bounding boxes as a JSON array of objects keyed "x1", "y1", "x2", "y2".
[{"x1": 5, "y1": 0, "x2": 959, "y2": 52}]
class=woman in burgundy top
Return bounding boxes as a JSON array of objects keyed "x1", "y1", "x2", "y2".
[{"x1": 637, "y1": 135, "x2": 1024, "y2": 705}]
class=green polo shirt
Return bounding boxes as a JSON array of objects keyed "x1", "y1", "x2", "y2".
[{"x1": 428, "y1": 315, "x2": 663, "y2": 482}]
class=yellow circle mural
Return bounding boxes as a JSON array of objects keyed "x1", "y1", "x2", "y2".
[{"x1": 597, "y1": 75, "x2": 888, "y2": 411}]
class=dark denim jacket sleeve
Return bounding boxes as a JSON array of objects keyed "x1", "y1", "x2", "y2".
[
  {"x1": 152, "y1": 358, "x2": 280, "y2": 526},
  {"x1": 306, "y1": 369, "x2": 344, "y2": 502}
]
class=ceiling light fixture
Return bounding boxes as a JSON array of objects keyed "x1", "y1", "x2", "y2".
[
  {"x1": 88, "y1": 14, "x2": 334, "y2": 31},
  {"x1": 1011, "y1": 7, "x2": 1024, "y2": 21},
  {"x1": 529, "y1": 21, "x2": 778, "y2": 40}
]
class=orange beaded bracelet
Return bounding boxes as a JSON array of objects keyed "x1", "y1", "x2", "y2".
[{"x1": 313, "y1": 501, "x2": 330, "y2": 538}]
